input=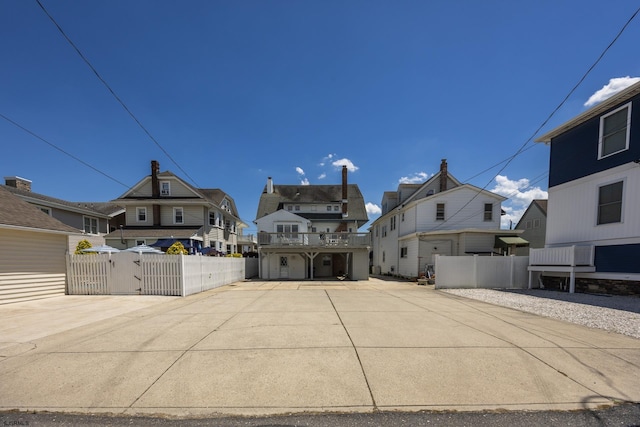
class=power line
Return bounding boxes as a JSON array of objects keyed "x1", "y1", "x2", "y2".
[
  {"x1": 34, "y1": 0, "x2": 200, "y2": 188},
  {"x1": 434, "y1": 4, "x2": 640, "y2": 230},
  {"x1": 0, "y1": 113, "x2": 244, "y2": 230},
  {"x1": 0, "y1": 113, "x2": 131, "y2": 190}
]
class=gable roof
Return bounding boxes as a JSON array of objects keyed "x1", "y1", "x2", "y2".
[
  {"x1": 2, "y1": 184, "x2": 117, "y2": 218},
  {"x1": 256, "y1": 183, "x2": 368, "y2": 224},
  {"x1": 0, "y1": 186, "x2": 80, "y2": 234},
  {"x1": 116, "y1": 170, "x2": 241, "y2": 219},
  {"x1": 536, "y1": 80, "x2": 640, "y2": 143},
  {"x1": 515, "y1": 199, "x2": 548, "y2": 229}
]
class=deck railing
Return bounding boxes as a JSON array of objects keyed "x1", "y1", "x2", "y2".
[
  {"x1": 529, "y1": 245, "x2": 595, "y2": 266},
  {"x1": 258, "y1": 232, "x2": 370, "y2": 248}
]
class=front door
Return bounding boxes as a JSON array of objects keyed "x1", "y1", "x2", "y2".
[{"x1": 279, "y1": 256, "x2": 289, "y2": 278}]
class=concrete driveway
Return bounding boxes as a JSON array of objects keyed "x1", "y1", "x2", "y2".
[{"x1": 0, "y1": 278, "x2": 639, "y2": 417}]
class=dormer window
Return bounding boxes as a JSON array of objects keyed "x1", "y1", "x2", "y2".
[
  {"x1": 598, "y1": 102, "x2": 631, "y2": 159},
  {"x1": 160, "y1": 181, "x2": 171, "y2": 196}
]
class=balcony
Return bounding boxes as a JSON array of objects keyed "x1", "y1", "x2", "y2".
[
  {"x1": 528, "y1": 245, "x2": 595, "y2": 293},
  {"x1": 258, "y1": 232, "x2": 370, "y2": 249},
  {"x1": 529, "y1": 245, "x2": 595, "y2": 266}
]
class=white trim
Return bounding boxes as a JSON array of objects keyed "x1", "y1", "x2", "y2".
[
  {"x1": 136, "y1": 206, "x2": 147, "y2": 223},
  {"x1": 598, "y1": 102, "x2": 631, "y2": 160},
  {"x1": 160, "y1": 181, "x2": 171, "y2": 196},
  {"x1": 82, "y1": 215, "x2": 99, "y2": 235},
  {"x1": 173, "y1": 207, "x2": 184, "y2": 224},
  {"x1": 596, "y1": 178, "x2": 625, "y2": 226}
]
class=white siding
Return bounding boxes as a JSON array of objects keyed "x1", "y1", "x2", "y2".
[
  {"x1": 415, "y1": 188, "x2": 501, "y2": 231},
  {"x1": 0, "y1": 228, "x2": 68, "y2": 304},
  {"x1": 398, "y1": 238, "x2": 419, "y2": 277},
  {"x1": 399, "y1": 206, "x2": 417, "y2": 236},
  {"x1": 546, "y1": 164, "x2": 640, "y2": 246},
  {"x1": 160, "y1": 205, "x2": 204, "y2": 226}
]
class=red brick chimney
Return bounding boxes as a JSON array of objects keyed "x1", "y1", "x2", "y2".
[
  {"x1": 439, "y1": 159, "x2": 448, "y2": 193},
  {"x1": 341, "y1": 166, "x2": 348, "y2": 218}
]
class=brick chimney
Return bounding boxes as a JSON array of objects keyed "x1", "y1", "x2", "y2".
[
  {"x1": 439, "y1": 159, "x2": 448, "y2": 193},
  {"x1": 341, "y1": 165, "x2": 348, "y2": 218},
  {"x1": 150, "y1": 160, "x2": 161, "y2": 226},
  {"x1": 151, "y1": 160, "x2": 160, "y2": 198},
  {"x1": 4, "y1": 176, "x2": 32, "y2": 192}
]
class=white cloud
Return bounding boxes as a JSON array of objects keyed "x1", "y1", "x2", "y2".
[
  {"x1": 318, "y1": 173, "x2": 326, "y2": 179},
  {"x1": 584, "y1": 76, "x2": 640, "y2": 107},
  {"x1": 490, "y1": 175, "x2": 548, "y2": 228},
  {"x1": 332, "y1": 158, "x2": 359, "y2": 172},
  {"x1": 300, "y1": 178, "x2": 310, "y2": 186},
  {"x1": 399, "y1": 172, "x2": 430, "y2": 184},
  {"x1": 295, "y1": 166, "x2": 305, "y2": 175},
  {"x1": 319, "y1": 153, "x2": 336, "y2": 167},
  {"x1": 366, "y1": 202, "x2": 381, "y2": 216}
]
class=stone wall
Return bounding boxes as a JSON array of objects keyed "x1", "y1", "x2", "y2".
[{"x1": 541, "y1": 275, "x2": 640, "y2": 296}]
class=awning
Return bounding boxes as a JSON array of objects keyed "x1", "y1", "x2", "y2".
[{"x1": 495, "y1": 236, "x2": 529, "y2": 247}]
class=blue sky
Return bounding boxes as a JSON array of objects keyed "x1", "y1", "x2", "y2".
[{"x1": 2, "y1": 1, "x2": 639, "y2": 234}]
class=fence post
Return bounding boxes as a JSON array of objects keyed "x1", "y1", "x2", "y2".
[
  {"x1": 473, "y1": 255, "x2": 478, "y2": 288},
  {"x1": 180, "y1": 254, "x2": 186, "y2": 297}
]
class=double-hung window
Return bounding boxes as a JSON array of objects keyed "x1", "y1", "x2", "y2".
[
  {"x1": 174, "y1": 207, "x2": 184, "y2": 224},
  {"x1": 137, "y1": 207, "x2": 147, "y2": 222},
  {"x1": 599, "y1": 103, "x2": 631, "y2": 159},
  {"x1": 597, "y1": 181, "x2": 623, "y2": 225},
  {"x1": 83, "y1": 216, "x2": 98, "y2": 234},
  {"x1": 436, "y1": 203, "x2": 445, "y2": 221},
  {"x1": 483, "y1": 203, "x2": 493, "y2": 221}
]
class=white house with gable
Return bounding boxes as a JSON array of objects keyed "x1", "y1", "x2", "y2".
[{"x1": 370, "y1": 159, "x2": 525, "y2": 278}]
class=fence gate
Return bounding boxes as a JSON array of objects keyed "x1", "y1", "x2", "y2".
[{"x1": 110, "y1": 252, "x2": 142, "y2": 295}]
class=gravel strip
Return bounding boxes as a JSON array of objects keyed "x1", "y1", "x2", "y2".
[{"x1": 440, "y1": 288, "x2": 640, "y2": 339}]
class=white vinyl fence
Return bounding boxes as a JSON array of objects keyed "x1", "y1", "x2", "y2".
[
  {"x1": 435, "y1": 255, "x2": 530, "y2": 289},
  {"x1": 67, "y1": 253, "x2": 246, "y2": 296}
]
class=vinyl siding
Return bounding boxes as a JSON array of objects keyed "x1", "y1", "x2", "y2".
[
  {"x1": 398, "y1": 238, "x2": 419, "y2": 277},
  {"x1": 549, "y1": 95, "x2": 640, "y2": 187},
  {"x1": 0, "y1": 228, "x2": 68, "y2": 304},
  {"x1": 415, "y1": 188, "x2": 501, "y2": 231},
  {"x1": 546, "y1": 163, "x2": 640, "y2": 246},
  {"x1": 160, "y1": 205, "x2": 204, "y2": 226}
]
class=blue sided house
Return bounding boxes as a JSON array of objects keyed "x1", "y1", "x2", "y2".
[{"x1": 532, "y1": 81, "x2": 640, "y2": 295}]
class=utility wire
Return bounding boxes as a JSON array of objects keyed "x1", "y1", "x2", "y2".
[
  {"x1": 431, "y1": 4, "x2": 640, "y2": 231},
  {"x1": 35, "y1": 0, "x2": 200, "y2": 188},
  {"x1": 0, "y1": 113, "x2": 244, "y2": 229},
  {"x1": 0, "y1": 113, "x2": 131, "y2": 190}
]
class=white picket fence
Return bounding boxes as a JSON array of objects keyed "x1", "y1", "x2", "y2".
[
  {"x1": 434, "y1": 255, "x2": 530, "y2": 289},
  {"x1": 66, "y1": 253, "x2": 246, "y2": 296}
]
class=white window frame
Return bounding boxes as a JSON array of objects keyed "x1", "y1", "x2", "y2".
[
  {"x1": 160, "y1": 181, "x2": 171, "y2": 196},
  {"x1": 136, "y1": 207, "x2": 147, "y2": 223},
  {"x1": 83, "y1": 216, "x2": 98, "y2": 234},
  {"x1": 483, "y1": 203, "x2": 493, "y2": 221},
  {"x1": 400, "y1": 247, "x2": 408, "y2": 258},
  {"x1": 436, "y1": 203, "x2": 445, "y2": 221},
  {"x1": 209, "y1": 210, "x2": 215, "y2": 226},
  {"x1": 598, "y1": 102, "x2": 631, "y2": 159},
  {"x1": 173, "y1": 207, "x2": 184, "y2": 224},
  {"x1": 597, "y1": 180, "x2": 624, "y2": 225}
]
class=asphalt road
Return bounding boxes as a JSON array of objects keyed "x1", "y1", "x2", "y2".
[{"x1": 2, "y1": 404, "x2": 640, "y2": 426}]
